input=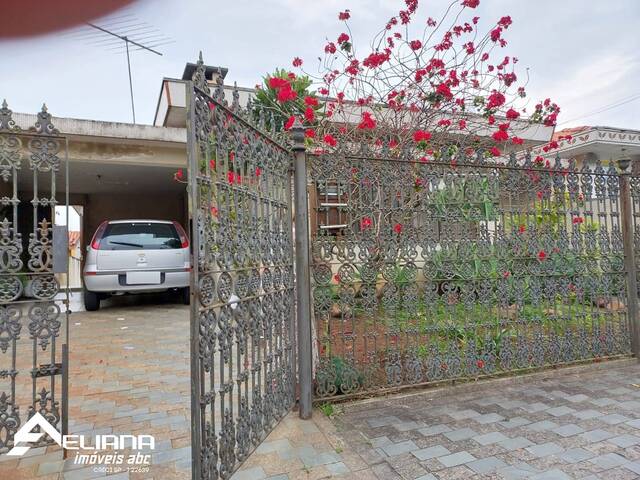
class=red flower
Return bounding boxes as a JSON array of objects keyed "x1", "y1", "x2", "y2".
[
  {"x1": 304, "y1": 96, "x2": 318, "y2": 106},
  {"x1": 538, "y1": 250, "x2": 547, "y2": 261},
  {"x1": 490, "y1": 146, "x2": 501, "y2": 156},
  {"x1": 337, "y1": 33, "x2": 350, "y2": 44},
  {"x1": 305, "y1": 128, "x2": 315, "y2": 139},
  {"x1": 208, "y1": 102, "x2": 215, "y2": 110},
  {"x1": 413, "y1": 130, "x2": 432, "y2": 143},
  {"x1": 503, "y1": 271, "x2": 511, "y2": 279},
  {"x1": 458, "y1": 120, "x2": 467, "y2": 130},
  {"x1": 358, "y1": 112, "x2": 377, "y2": 130},
  {"x1": 323, "y1": 134, "x2": 337, "y2": 147},
  {"x1": 492, "y1": 130, "x2": 509, "y2": 142},
  {"x1": 277, "y1": 85, "x2": 297, "y2": 103},
  {"x1": 292, "y1": 57, "x2": 303, "y2": 67},
  {"x1": 518, "y1": 225, "x2": 526, "y2": 234},
  {"x1": 209, "y1": 159, "x2": 216, "y2": 170},
  {"x1": 487, "y1": 91, "x2": 506, "y2": 109},
  {"x1": 436, "y1": 83, "x2": 453, "y2": 99},
  {"x1": 333, "y1": 274, "x2": 341, "y2": 283},
  {"x1": 210, "y1": 206, "x2": 218, "y2": 217},
  {"x1": 324, "y1": 42, "x2": 337, "y2": 54},
  {"x1": 227, "y1": 171, "x2": 235, "y2": 184},
  {"x1": 338, "y1": 10, "x2": 350, "y2": 20},
  {"x1": 284, "y1": 116, "x2": 296, "y2": 130},
  {"x1": 393, "y1": 223, "x2": 403, "y2": 234},
  {"x1": 476, "y1": 359, "x2": 485, "y2": 369},
  {"x1": 506, "y1": 108, "x2": 520, "y2": 120},
  {"x1": 409, "y1": 39, "x2": 422, "y2": 50},
  {"x1": 255, "y1": 167, "x2": 262, "y2": 177},
  {"x1": 498, "y1": 16, "x2": 513, "y2": 28},
  {"x1": 360, "y1": 217, "x2": 373, "y2": 230},
  {"x1": 268, "y1": 77, "x2": 289, "y2": 89},
  {"x1": 304, "y1": 107, "x2": 315, "y2": 123},
  {"x1": 462, "y1": 0, "x2": 480, "y2": 7},
  {"x1": 174, "y1": 169, "x2": 184, "y2": 181},
  {"x1": 573, "y1": 216, "x2": 584, "y2": 224},
  {"x1": 511, "y1": 136, "x2": 524, "y2": 145}
]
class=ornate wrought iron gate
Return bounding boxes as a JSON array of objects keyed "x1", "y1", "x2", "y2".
[
  {"x1": 0, "y1": 101, "x2": 69, "y2": 453},
  {"x1": 186, "y1": 56, "x2": 296, "y2": 479}
]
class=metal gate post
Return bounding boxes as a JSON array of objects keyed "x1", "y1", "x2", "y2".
[
  {"x1": 291, "y1": 119, "x2": 313, "y2": 419},
  {"x1": 185, "y1": 80, "x2": 202, "y2": 478},
  {"x1": 618, "y1": 156, "x2": 640, "y2": 358}
]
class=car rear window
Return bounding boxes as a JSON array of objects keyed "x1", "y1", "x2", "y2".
[{"x1": 100, "y1": 222, "x2": 182, "y2": 250}]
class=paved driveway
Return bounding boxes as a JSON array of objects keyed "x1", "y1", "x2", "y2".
[
  {"x1": 236, "y1": 359, "x2": 640, "y2": 479},
  {"x1": 0, "y1": 295, "x2": 191, "y2": 480}
]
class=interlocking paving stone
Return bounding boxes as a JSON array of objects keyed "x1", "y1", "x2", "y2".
[
  {"x1": 546, "y1": 406, "x2": 576, "y2": 417},
  {"x1": 498, "y1": 436, "x2": 534, "y2": 451},
  {"x1": 381, "y1": 440, "x2": 418, "y2": 456},
  {"x1": 530, "y1": 469, "x2": 571, "y2": 480},
  {"x1": 553, "y1": 424, "x2": 584, "y2": 437},
  {"x1": 474, "y1": 413, "x2": 505, "y2": 424},
  {"x1": 412, "y1": 445, "x2": 450, "y2": 461},
  {"x1": 418, "y1": 424, "x2": 451, "y2": 436},
  {"x1": 624, "y1": 461, "x2": 640, "y2": 474},
  {"x1": 590, "y1": 397, "x2": 618, "y2": 407},
  {"x1": 580, "y1": 429, "x2": 616, "y2": 442},
  {"x1": 626, "y1": 418, "x2": 640, "y2": 429},
  {"x1": 393, "y1": 420, "x2": 425, "y2": 432},
  {"x1": 466, "y1": 456, "x2": 507, "y2": 474},
  {"x1": 499, "y1": 417, "x2": 532, "y2": 429},
  {"x1": 572, "y1": 409, "x2": 602, "y2": 420},
  {"x1": 559, "y1": 447, "x2": 595, "y2": 464},
  {"x1": 565, "y1": 394, "x2": 590, "y2": 403},
  {"x1": 444, "y1": 427, "x2": 478, "y2": 442},
  {"x1": 608, "y1": 434, "x2": 640, "y2": 448},
  {"x1": 522, "y1": 402, "x2": 550, "y2": 413},
  {"x1": 526, "y1": 442, "x2": 564, "y2": 458},
  {"x1": 367, "y1": 416, "x2": 401, "y2": 428},
  {"x1": 498, "y1": 464, "x2": 541, "y2": 480},
  {"x1": 600, "y1": 413, "x2": 631, "y2": 425},
  {"x1": 437, "y1": 451, "x2": 476, "y2": 468},
  {"x1": 473, "y1": 431, "x2": 509, "y2": 446},
  {"x1": 589, "y1": 452, "x2": 629, "y2": 469},
  {"x1": 448, "y1": 409, "x2": 480, "y2": 420},
  {"x1": 414, "y1": 475, "x2": 437, "y2": 480}
]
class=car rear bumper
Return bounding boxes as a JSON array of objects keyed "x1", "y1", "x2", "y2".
[{"x1": 83, "y1": 270, "x2": 190, "y2": 293}]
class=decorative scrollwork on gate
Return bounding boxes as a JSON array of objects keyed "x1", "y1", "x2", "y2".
[
  {"x1": 0, "y1": 100, "x2": 67, "y2": 454},
  {"x1": 188, "y1": 53, "x2": 295, "y2": 479},
  {"x1": 311, "y1": 150, "x2": 632, "y2": 399}
]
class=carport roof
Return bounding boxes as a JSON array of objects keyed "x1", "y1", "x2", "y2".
[{"x1": 10, "y1": 111, "x2": 186, "y2": 145}]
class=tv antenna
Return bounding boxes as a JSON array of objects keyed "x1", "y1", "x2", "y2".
[{"x1": 66, "y1": 14, "x2": 174, "y2": 123}]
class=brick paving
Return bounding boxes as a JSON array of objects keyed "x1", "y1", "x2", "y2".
[
  {"x1": 4, "y1": 295, "x2": 640, "y2": 479},
  {"x1": 0, "y1": 295, "x2": 191, "y2": 480}
]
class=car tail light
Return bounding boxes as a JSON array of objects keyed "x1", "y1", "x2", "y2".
[
  {"x1": 90, "y1": 221, "x2": 108, "y2": 250},
  {"x1": 173, "y1": 221, "x2": 189, "y2": 248}
]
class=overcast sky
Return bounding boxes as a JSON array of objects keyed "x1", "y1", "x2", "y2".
[{"x1": 0, "y1": 0, "x2": 638, "y2": 130}]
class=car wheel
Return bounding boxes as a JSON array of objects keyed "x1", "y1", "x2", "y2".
[
  {"x1": 84, "y1": 289, "x2": 100, "y2": 311},
  {"x1": 180, "y1": 287, "x2": 190, "y2": 305}
]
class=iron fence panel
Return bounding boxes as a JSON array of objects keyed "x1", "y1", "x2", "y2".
[{"x1": 310, "y1": 151, "x2": 632, "y2": 400}]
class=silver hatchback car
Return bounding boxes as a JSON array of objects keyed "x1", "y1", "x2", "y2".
[{"x1": 83, "y1": 219, "x2": 191, "y2": 311}]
